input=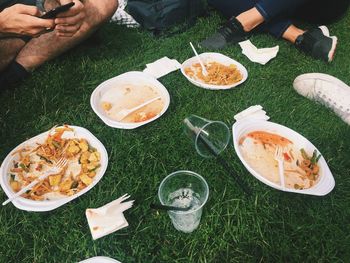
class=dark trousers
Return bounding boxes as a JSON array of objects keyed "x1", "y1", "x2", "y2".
[
  {"x1": 208, "y1": 0, "x2": 350, "y2": 38},
  {"x1": 0, "y1": 0, "x2": 36, "y2": 11}
]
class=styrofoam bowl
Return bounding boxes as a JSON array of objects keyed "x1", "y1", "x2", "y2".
[
  {"x1": 79, "y1": 256, "x2": 121, "y2": 263},
  {"x1": 181, "y1": 52, "x2": 248, "y2": 90},
  {"x1": 90, "y1": 71, "x2": 170, "y2": 129},
  {"x1": 232, "y1": 120, "x2": 335, "y2": 196},
  {"x1": 0, "y1": 126, "x2": 108, "y2": 212}
]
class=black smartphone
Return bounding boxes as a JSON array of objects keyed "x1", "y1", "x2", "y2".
[{"x1": 41, "y1": 2, "x2": 75, "y2": 19}]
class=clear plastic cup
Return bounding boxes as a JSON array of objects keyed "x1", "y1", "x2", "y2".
[
  {"x1": 183, "y1": 115, "x2": 230, "y2": 158},
  {"x1": 158, "y1": 170, "x2": 209, "y2": 233}
]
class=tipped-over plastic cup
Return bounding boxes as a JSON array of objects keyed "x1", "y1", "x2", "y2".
[
  {"x1": 158, "y1": 170, "x2": 209, "y2": 233},
  {"x1": 183, "y1": 115, "x2": 230, "y2": 158}
]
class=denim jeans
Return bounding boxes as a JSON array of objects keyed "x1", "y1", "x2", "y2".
[{"x1": 208, "y1": 0, "x2": 349, "y2": 38}]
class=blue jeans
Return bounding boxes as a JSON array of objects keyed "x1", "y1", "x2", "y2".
[{"x1": 208, "y1": 0, "x2": 347, "y2": 38}]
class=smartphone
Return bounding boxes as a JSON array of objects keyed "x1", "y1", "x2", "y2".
[{"x1": 41, "y1": 2, "x2": 75, "y2": 19}]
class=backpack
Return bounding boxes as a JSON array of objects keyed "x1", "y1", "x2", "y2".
[{"x1": 127, "y1": 0, "x2": 207, "y2": 35}]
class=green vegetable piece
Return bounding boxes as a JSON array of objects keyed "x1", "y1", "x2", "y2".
[
  {"x1": 315, "y1": 154, "x2": 322, "y2": 163},
  {"x1": 300, "y1": 148, "x2": 310, "y2": 160},
  {"x1": 37, "y1": 154, "x2": 53, "y2": 164},
  {"x1": 52, "y1": 140, "x2": 61, "y2": 149},
  {"x1": 71, "y1": 181, "x2": 79, "y2": 189},
  {"x1": 19, "y1": 163, "x2": 29, "y2": 172},
  {"x1": 310, "y1": 150, "x2": 318, "y2": 164},
  {"x1": 89, "y1": 164, "x2": 101, "y2": 172}
]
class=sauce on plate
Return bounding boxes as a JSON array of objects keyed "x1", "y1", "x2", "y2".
[{"x1": 100, "y1": 84, "x2": 164, "y2": 123}]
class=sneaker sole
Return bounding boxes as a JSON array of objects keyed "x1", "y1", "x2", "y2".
[
  {"x1": 294, "y1": 73, "x2": 349, "y2": 91},
  {"x1": 319, "y1": 25, "x2": 330, "y2": 37},
  {"x1": 318, "y1": 26, "x2": 337, "y2": 62},
  {"x1": 328, "y1": 36, "x2": 337, "y2": 62}
]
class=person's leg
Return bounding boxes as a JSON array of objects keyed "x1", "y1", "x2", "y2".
[
  {"x1": 201, "y1": 0, "x2": 310, "y2": 49},
  {"x1": 204, "y1": 0, "x2": 338, "y2": 62},
  {"x1": 0, "y1": 0, "x2": 39, "y2": 88},
  {"x1": 282, "y1": 24, "x2": 305, "y2": 43},
  {"x1": 261, "y1": 18, "x2": 337, "y2": 63},
  {"x1": 207, "y1": 0, "x2": 255, "y2": 19},
  {"x1": 295, "y1": 0, "x2": 350, "y2": 24},
  {"x1": 0, "y1": 0, "x2": 38, "y2": 71},
  {"x1": 254, "y1": 0, "x2": 308, "y2": 22},
  {"x1": 15, "y1": 0, "x2": 118, "y2": 72},
  {"x1": 0, "y1": 38, "x2": 26, "y2": 71}
]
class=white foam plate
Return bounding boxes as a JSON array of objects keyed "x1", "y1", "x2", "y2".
[
  {"x1": 232, "y1": 120, "x2": 335, "y2": 196},
  {"x1": 0, "y1": 126, "x2": 108, "y2": 212},
  {"x1": 79, "y1": 256, "x2": 121, "y2": 263},
  {"x1": 90, "y1": 71, "x2": 170, "y2": 129},
  {"x1": 181, "y1": 52, "x2": 248, "y2": 90}
]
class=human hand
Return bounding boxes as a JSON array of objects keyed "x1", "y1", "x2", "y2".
[
  {"x1": 0, "y1": 4, "x2": 55, "y2": 37},
  {"x1": 55, "y1": 0, "x2": 85, "y2": 37}
]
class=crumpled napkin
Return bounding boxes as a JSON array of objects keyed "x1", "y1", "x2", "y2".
[
  {"x1": 86, "y1": 194, "x2": 134, "y2": 240},
  {"x1": 234, "y1": 105, "x2": 270, "y2": 122},
  {"x1": 143, "y1": 56, "x2": 181, "y2": 79},
  {"x1": 239, "y1": 40, "x2": 279, "y2": 65}
]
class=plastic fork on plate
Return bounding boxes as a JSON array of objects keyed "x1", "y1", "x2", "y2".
[
  {"x1": 114, "y1": 96, "x2": 161, "y2": 121},
  {"x1": 189, "y1": 42, "x2": 208, "y2": 76},
  {"x1": 274, "y1": 146, "x2": 286, "y2": 190},
  {"x1": 2, "y1": 157, "x2": 69, "y2": 206}
]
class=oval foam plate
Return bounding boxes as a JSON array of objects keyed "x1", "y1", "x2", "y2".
[
  {"x1": 90, "y1": 71, "x2": 170, "y2": 129},
  {"x1": 232, "y1": 119, "x2": 335, "y2": 196},
  {"x1": 181, "y1": 52, "x2": 248, "y2": 90},
  {"x1": 0, "y1": 125, "x2": 108, "y2": 212}
]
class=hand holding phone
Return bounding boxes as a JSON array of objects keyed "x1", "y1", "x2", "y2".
[
  {"x1": 49, "y1": 0, "x2": 85, "y2": 37},
  {"x1": 41, "y1": 2, "x2": 75, "y2": 19}
]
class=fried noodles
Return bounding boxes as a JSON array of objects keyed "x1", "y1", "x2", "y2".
[{"x1": 185, "y1": 62, "x2": 243, "y2": 86}]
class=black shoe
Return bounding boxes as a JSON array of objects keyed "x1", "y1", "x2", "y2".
[
  {"x1": 199, "y1": 17, "x2": 250, "y2": 50},
  {"x1": 295, "y1": 26, "x2": 337, "y2": 62},
  {"x1": 0, "y1": 61, "x2": 29, "y2": 90}
]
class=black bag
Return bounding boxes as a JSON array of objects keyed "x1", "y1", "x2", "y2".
[{"x1": 127, "y1": 0, "x2": 207, "y2": 35}]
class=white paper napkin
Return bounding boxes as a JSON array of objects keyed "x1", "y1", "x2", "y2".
[
  {"x1": 234, "y1": 105, "x2": 270, "y2": 121},
  {"x1": 86, "y1": 194, "x2": 134, "y2": 240},
  {"x1": 143, "y1": 56, "x2": 181, "y2": 79},
  {"x1": 239, "y1": 40, "x2": 279, "y2": 65}
]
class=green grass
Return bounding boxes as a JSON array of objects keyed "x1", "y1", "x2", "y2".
[{"x1": 1, "y1": 11, "x2": 350, "y2": 263}]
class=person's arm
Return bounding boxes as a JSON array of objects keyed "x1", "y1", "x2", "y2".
[
  {"x1": 54, "y1": 0, "x2": 85, "y2": 37},
  {"x1": 0, "y1": 4, "x2": 55, "y2": 38}
]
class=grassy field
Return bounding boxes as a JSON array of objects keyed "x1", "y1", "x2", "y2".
[{"x1": 1, "y1": 9, "x2": 350, "y2": 263}]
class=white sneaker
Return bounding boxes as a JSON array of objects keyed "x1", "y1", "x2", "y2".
[{"x1": 293, "y1": 73, "x2": 350, "y2": 125}]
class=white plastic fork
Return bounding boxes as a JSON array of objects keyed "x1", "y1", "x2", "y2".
[
  {"x1": 114, "y1": 96, "x2": 161, "y2": 121},
  {"x1": 189, "y1": 42, "x2": 208, "y2": 76},
  {"x1": 274, "y1": 146, "x2": 286, "y2": 190},
  {"x1": 2, "y1": 157, "x2": 68, "y2": 206}
]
